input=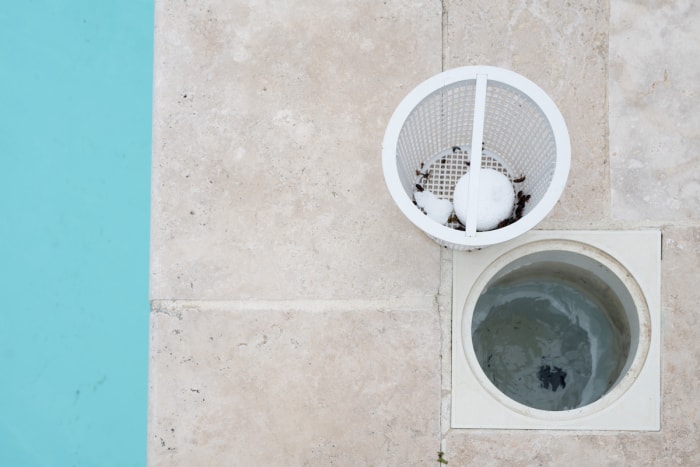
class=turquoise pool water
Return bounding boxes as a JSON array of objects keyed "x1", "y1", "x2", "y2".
[{"x1": 0, "y1": 1, "x2": 152, "y2": 465}]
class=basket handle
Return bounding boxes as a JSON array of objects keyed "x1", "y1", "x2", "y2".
[{"x1": 464, "y1": 73, "x2": 488, "y2": 237}]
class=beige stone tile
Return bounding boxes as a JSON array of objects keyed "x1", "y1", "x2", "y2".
[
  {"x1": 659, "y1": 227, "x2": 700, "y2": 449},
  {"x1": 442, "y1": 226, "x2": 700, "y2": 465},
  {"x1": 444, "y1": 0, "x2": 610, "y2": 228},
  {"x1": 147, "y1": 303, "x2": 441, "y2": 466},
  {"x1": 150, "y1": 0, "x2": 442, "y2": 300},
  {"x1": 610, "y1": 1, "x2": 700, "y2": 222},
  {"x1": 444, "y1": 432, "x2": 663, "y2": 466}
]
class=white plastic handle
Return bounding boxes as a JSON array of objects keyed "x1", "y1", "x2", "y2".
[{"x1": 464, "y1": 73, "x2": 488, "y2": 236}]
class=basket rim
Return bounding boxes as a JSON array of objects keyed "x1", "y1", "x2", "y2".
[{"x1": 381, "y1": 65, "x2": 571, "y2": 248}]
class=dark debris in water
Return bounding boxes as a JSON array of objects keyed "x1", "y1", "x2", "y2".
[{"x1": 537, "y1": 365, "x2": 567, "y2": 391}]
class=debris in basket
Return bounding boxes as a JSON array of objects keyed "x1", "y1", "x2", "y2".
[
  {"x1": 512, "y1": 174, "x2": 526, "y2": 183},
  {"x1": 452, "y1": 169, "x2": 515, "y2": 231},
  {"x1": 497, "y1": 190, "x2": 532, "y2": 228},
  {"x1": 516, "y1": 191, "x2": 531, "y2": 205},
  {"x1": 496, "y1": 218, "x2": 511, "y2": 229},
  {"x1": 452, "y1": 146, "x2": 461, "y2": 153},
  {"x1": 415, "y1": 183, "x2": 424, "y2": 192},
  {"x1": 447, "y1": 212, "x2": 466, "y2": 231},
  {"x1": 415, "y1": 169, "x2": 431, "y2": 182},
  {"x1": 414, "y1": 189, "x2": 454, "y2": 225}
]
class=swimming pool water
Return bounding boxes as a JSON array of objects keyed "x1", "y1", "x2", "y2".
[{"x1": 0, "y1": 1, "x2": 153, "y2": 465}]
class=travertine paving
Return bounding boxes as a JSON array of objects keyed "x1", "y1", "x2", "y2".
[
  {"x1": 149, "y1": 0, "x2": 700, "y2": 465},
  {"x1": 610, "y1": 0, "x2": 700, "y2": 223},
  {"x1": 148, "y1": 303, "x2": 439, "y2": 466},
  {"x1": 150, "y1": 0, "x2": 442, "y2": 301}
]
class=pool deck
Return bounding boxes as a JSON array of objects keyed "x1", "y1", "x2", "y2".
[{"x1": 148, "y1": 1, "x2": 700, "y2": 465}]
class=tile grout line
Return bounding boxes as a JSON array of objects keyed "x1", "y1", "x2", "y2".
[
  {"x1": 441, "y1": 0, "x2": 448, "y2": 72},
  {"x1": 440, "y1": 0, "x2": 450, "y2": 454},
  {"x1": 150, "y1": 296, "x2": 438, "y2": 316},
  {"x1": 437, "y1": 248, "x2": 453, "y2": 454},
  {"x1": 604, "y1": 3, "x2": 613, "y2": 223}
]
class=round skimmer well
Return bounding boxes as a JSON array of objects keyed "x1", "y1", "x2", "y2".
[
  {"x1": 382, "y1": 66, "x2": 571, "y2": 250},
  {"x1": 461, "y1": 240, "x2": 651, "y2": 418}
]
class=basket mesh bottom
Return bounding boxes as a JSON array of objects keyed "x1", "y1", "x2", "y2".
[{"x1": 415, "y1": 146, "x2": 522, "y2": 230}]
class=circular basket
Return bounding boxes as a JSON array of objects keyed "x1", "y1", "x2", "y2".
[{"x1": 382, "y1": 66, "x2": 571, "y2": 250}]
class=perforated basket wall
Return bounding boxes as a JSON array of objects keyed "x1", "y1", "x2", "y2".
[{"x1": 382, "y1": 66, "x2": 571, "y2": 250}]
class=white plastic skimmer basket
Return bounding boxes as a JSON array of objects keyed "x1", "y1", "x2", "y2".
[{"x1": 382, "y1": 66, "x2": 571, "y2": 250}]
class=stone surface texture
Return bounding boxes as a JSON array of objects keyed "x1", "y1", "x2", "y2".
[
  {"x1": 149, "y1": 0, "x2": 444, "y2": 464},
  {"x1": 610, "y1": 0, "x2": 700, "y2": 222},
  {"x1": 150, "y1": 0, "x2": 442, "y2": 301},
  {"x1": 149, "y1": 0, "x2": 700, "y2": 464},
  {"x1": 147, "y1": 304, "x2": 440, "y2": 466}
]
